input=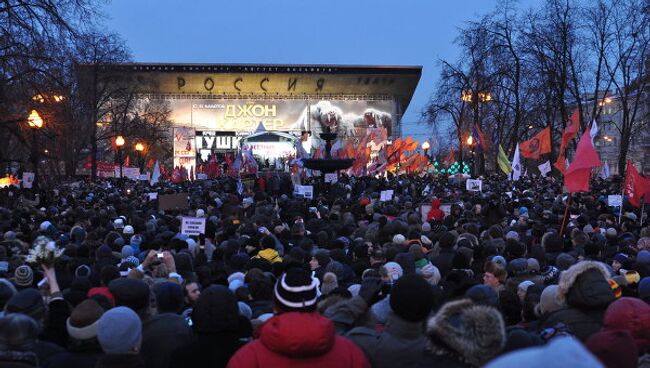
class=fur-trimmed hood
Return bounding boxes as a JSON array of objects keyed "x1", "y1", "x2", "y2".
[
  {"x1": 557, "y1": 261, "x2": 614, "y2": 309},
  {"x1": 426, "y1": 299, "x2": 506, "y2": 367}
]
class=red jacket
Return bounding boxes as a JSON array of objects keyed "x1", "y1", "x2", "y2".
[
  {"x1": 427, "y1": 198, "x2": 445, "y2": 222},
  {"x1": 227, "y1": 312, "x2": 370, "y2": 368}
]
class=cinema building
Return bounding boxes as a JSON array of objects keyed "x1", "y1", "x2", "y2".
[{"x1": 78, "y1": 63, "x2": 421, "y2": 174}]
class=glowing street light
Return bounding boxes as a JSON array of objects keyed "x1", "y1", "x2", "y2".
[
  {"x1": 115, "y1": 135, "x2": 125, "y2": 147},
  {"x1": 27, "y1": 110, "x2": 44, "y2": 129},
  {"x1": 466, "y1": 135, "x2": 473, "y2": 146},
  {"x1": 421, "y1": 141, "x2": 430, "y2": 150},
  {"x1": 135, "y1": 142, "x2": 145, "y2": 152}
]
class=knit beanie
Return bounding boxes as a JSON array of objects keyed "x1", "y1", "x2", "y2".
[
  {"x1": 4, "y1": 289, "x2": 45, "y2": 322},
  {"x1": 602, "y1": 297, "x2": 650, "y2": 353},
  {"x1": 97, "y1": 306, "x2": 142, "y2": 354},
  {"x1": 122, "y1": 225, "x2": 134, "y2": 236},
  {"x1": 382, "y1": 262, "x2": 404, "y2": 282},
  {"x1": 13, "y1": 265, "x2": 33, "y2": 288},
  {"x1": 273, "y1": 267, "x2": 318, "y2": 313},
  {"x1": 153, "y1": 282, "x2": 183, "y2": 314},
  {"x1": 192, "y1": 285, "x2": 240, "y2": 334},
  {"x1": 639, "y1": 277, "x2": 650, "y2": 303},
  {"x1": 556, "y1": 253, "x2": 576, "y2": 271},
  {"x1": 121, "y1": 245, "x2": 134, "y2": 258},
  {"x1": 320, "y1": 272, "x2": 338, "y2": 295},
  {"x1": 586, "y1": 330, "x2": 638, "y2": 368},
  {"x1": 66, "y1": 299, "x2": 105, "y2": 340},
  {"x1": 464, "y1": 284, "x2": 499, "y2": 308},
  {"x1": 390, "y1": 274, "x2": 435, "y2": 322},
  {"x1": 75, "y1": 265, "x2": 92, "y2": 279},
  {"x1": 108, "y1": 278, "x2": 150, "y2": 313}
]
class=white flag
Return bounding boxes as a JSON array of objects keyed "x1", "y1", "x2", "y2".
[
  {"x1": 509, "y1": 143, "x2": 522, "y2": 181},
  {"x1": 590, "y1": 120, "x2": 598, "y2": 144},
  {"x1": 150, "y1": 161, "x2": 160, "y2": 186},
  {"x1": 600, "y1": 160, "x2": 610, "y2": 179},
  {"x1": 538, "y1": 160, "x2": 552, "y2": 177}
]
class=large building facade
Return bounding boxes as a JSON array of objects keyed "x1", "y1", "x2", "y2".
[{"x1": 79, "y1": 63, "x2": 421, "y2": 174}]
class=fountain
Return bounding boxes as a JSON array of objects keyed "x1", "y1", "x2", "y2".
[{"x1": 302, "y1": 127, "x2": 354, "y2": 174}]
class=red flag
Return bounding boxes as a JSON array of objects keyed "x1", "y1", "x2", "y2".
[
  {"x1": 123, "y1": 155, "x2": 130, "y2": 167},
  {"x1": 554, "y1": 109, "x2": 581, "y2": 173},
  {"x1": 624, "y1": 161, "x2": 650, "y2": 207},
  {"x1": 564, "y1": 129, "x2": 602, "y2": 192},
  {"x1": 520, "y1": 127, "x2": 551, "y2": 160}
]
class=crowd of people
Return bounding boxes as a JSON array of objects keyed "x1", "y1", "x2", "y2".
[{"x1": 0, "y1": 171, "x2": 649, "y2": 368}]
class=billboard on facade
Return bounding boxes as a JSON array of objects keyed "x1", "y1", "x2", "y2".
[
  {"x1": 167, "y1": 98, "x2": 394, "y2": 150},
  {"x1": 173, "y1": 127, "x2": 196, "y2": 176}
]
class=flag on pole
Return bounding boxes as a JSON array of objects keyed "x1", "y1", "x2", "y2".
[
  {"x1": 589, "y1": 120, "x2": 598, "y2": 145},
  {"x1": 564, "y1": 129, "x2": 602, "y2": 192},
  {"x1": 554, "y1": 108, "x2": 581, "y2": 174},
  {"x1": 497, "y1": 145, "x2": 511, "y2": 175},
  {"x1": 520, "y1": 127, "x2": 551, "y2": 160},
  {"x1": 624, "y1": 161, "x2": 650, "y2": 207},
  {"x1": 538, "y1": 161, "x2": 552, "y2": 177},
  {"x1": 150, "y1": 160, "x2": 160, "y2": 186},
  {"x1": 509, "y1": 144, "x2": 522, "y2": 181},
  {"x1": 600, "y1": 161, "x2": 610, "y2": 180}
]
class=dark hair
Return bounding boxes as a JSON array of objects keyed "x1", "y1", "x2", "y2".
[{"x1": 0, "y1": 313, "x2": 40, "y2": 351}]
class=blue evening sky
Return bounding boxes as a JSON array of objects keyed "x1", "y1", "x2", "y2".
[{"x1": 102, "y1": 0, "x2": 538, "y2": 139}]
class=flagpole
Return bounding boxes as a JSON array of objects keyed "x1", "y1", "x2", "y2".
[
  {"x1": 560, "y1": 194, "x2": 572, "y2": 238},
  {"x1": 619, "y1": 190, "x2": 624, "y2": 225}
]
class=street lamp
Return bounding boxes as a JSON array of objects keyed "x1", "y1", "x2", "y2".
[
  {"x1": 422, "y1": 141, "x2": 430, "y2": 162},
  {"x1": 27, "y1": 110, "x2": 44, "y2": 188},
  {"x1": 135, "y1": 142, "x2": 145, "y2": 172},
  {"x1": 466, "y1": 135, "x2": 475, "y2": 176},
  {"x1": 115, "y1": 135, "x2": 125, "y2": 180}
]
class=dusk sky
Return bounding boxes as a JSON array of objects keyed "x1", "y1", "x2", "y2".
[{"x1": 102, "y1": 0, "x2": 538, "y2": 139}]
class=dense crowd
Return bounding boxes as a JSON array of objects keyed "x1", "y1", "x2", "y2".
[{"x1": 0, "y1": 172, "x2": 649, "y2": 368}]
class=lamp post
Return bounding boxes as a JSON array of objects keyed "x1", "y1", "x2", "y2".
[
  {"x1": 27, "y1": 110, "x2": 44, "y2": 188},
  {"x1": 135, "y1": 142, "x2": 145, "y2": 173},
  {"x1": 115, "y1": 135, "x2": 125, "y2": 180},
  {"x1": 466, "y1": 135, "x2": 474, "y2": 177},
  {"x1": 422, "y1": 141, "x2": 430, "y2": 161}
]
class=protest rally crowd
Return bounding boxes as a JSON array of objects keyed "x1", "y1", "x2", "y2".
[{"x1": 0, "y1": 170, "x2": 649, "y2": 368}]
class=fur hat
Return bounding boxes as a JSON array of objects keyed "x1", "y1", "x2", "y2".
[
  {"x1": 66, "y1": 299, "x2": 105, "y2": 340},
  {"x1": 426, "y1": 299, "x2": 506, "y2": 367},
  {"x1": 557, "y1": 261, "x2": 613, "y2": 306},
  {"x1": 320, "y1": 272, "x2": 338, "y2": 295}
]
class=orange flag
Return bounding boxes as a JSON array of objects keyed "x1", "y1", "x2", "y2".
[
  {"x1": 520, "y1": 127, "x2": 551, "y2": 160},
  {"x1": 554, "y1": 109, "x2": 580, "y2": 173}
]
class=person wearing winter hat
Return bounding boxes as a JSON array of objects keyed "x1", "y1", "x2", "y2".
[
  {"x1": 485, "y1": 336, "x2": 603, "y2": 368},
  {"x1": 0, "y1": 278, "x2": 17, "y2": 316},
  {"x1": 228, "y1": 267, "x2": 370, "y2": 367},
  {"x1": 12, "y1": 265, "x2": 34, "y2": 289},
  {"x1": 96, "y1": 306, "x2": 145, "y2": 367},
  {"x1": 555, "y1": 253, "x2": 576, "y2": 271},
  {"x1": 639, "y1": 276, "x2": 650, "y2": 304},
  {"x1": 107, "y1": 278, "x2": 150, "y2": 318},
  {"x1": 122, "y1": 225, "x2": 134, "y2": 236},
  {"x1": 392, "y1": 234, "x2": 406, "y2": 245},
  {"x1": 0, "y1": 313, "x2": 41, "y2": 367},
  {"x1": 47, "y1": 299, "x2": 107, "y2": 368},
  {"x1": 601, "y1": 297, "x2": 650, "y2": 354},
  {"x1": 171, "y1": 285, "x2": 252, "y2": 368},
  {"x1": 320, "y1": 272, "x2": 339, "y2": 295},
  {"x1": 381, "y1": 262, "x2": 403, "y2": 284},
  {"x1": 325, "y1": 274, "x2": 437, "y2": 368},
  {"x1": 4, "y1": 288, "x2": 46, "y2": 323},
  {"x1": 465, "y1": 284, "x2": 499, "y2": 308},
  {"x1": 586, "y1": 330, "x2": 638, "y2": 368},
  {"x1": 142, "y1": 282, "x2": 192, "y2": 368},
  {"x1": 535, "y1": 284, "x2": 564, "y2": 317},
  {"x1": 418, "y1": 298, "x2": 506, "y2": 367},
  {"x1": 539, "y1": 261, "x2": 615, "y2": 341}
]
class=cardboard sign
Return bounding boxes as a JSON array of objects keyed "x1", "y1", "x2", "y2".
[
  {"x1": 197, "y1": 173, "x2": 208, "y2": 180},
  {"x1": 466, "y1": 179, "x2": 482, "y2": 192},
  {"x1": 147, "y1": 192, "x2": 158, "y2": 201},
  {"x1": 608, "y1": 195, "x2": 622, "y2": 207},
  {"x1": 440, "y1": 204, "x2": 452, "y2": 217},
  {"x1": 294, "y1": 185, "x2": 314, "y2": 199},
  {"x1": 138, "y1": 173, "x2": 150, "y2": 181},
  {"x1": 22, "y1": 172, "x2": 34, "y2": 189},
  {"x1": 158, "y1": 193, "x2": 189, "y2": 211},
  {"x1": 181, "y1": 217, "x2": 206, "y2": 236},
  {"x1": 324, "y1": 173, "x2": 338, "y2": 183},
  {"x1": 114, "y1": 167, "x2": 141, "y2": 180},
  {"x1": 380, "y1": 190, "x2": 394, "y2": 202}
]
